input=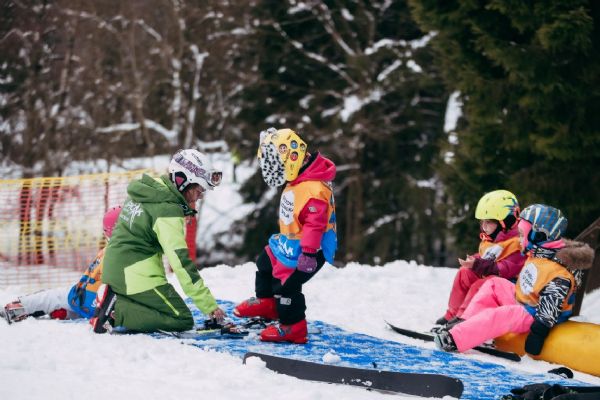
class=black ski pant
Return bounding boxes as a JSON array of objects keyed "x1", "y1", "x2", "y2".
[{"x1": 254, "y1": 248, "x2": 325, "y2": 325}]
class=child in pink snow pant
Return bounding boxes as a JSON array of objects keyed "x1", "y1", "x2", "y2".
[
  {"x1": 449, "y1": 276, "x2": 534, "y2": 352},
  {"x1": 445, "y1": 268, "x2": 492, "y2": 320}
]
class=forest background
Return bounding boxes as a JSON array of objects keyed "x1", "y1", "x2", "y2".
[{"x1": 1, "y1": 0, "x2": 598, "y2": 268}]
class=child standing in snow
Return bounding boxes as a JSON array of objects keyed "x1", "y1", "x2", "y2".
[
  {"x1": 1, "y1": 206, "x2": 122, "y2": 323},
  {"x1": 234, "y1": 128, "x2": 337, "y2": 344},
  {"x1": 435, "y1": 190, "x2": 526, "y2": 327},
  {"x1": 434, "y1": 204, "x2": 594, "y2": 355}
]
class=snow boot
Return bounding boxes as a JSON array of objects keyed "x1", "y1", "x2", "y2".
[
  {"x1": 233, "y1": 297, "x2": 278, "y2": 320},
  {"x1": 260, "y1": 319, "x2": 308, "y2": 344},
  {"x1": 1, "y1": 301, "x2": 28, "y2": 324},
  {"x1": 434, "y1": 329, "x2": 457, "y2": 352},
  {"x1": 435, "y1": 315, "x2": 449, "y2": 325},
  {"x1": 90, "y1": 284, "x2": 117, "y2": 334}
]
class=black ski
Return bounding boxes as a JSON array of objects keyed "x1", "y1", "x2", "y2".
[
  {"x1": 385, "y1": 321, "x2": 521, "y2": 362},
  {"x1": 243, "y1": 352, "x2": 464, "y2": 398}
]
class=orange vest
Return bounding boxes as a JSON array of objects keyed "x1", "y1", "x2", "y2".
[
  {"x1": 515, "y1": 257, "x2": 575, "y2": 312},
  {"x1": 269, "y1": 180, "x2": 336, "y2": 266},
  {"x1": 479, "y1": 236, "x2": 521, "y2": 261},
  {"x1": 67, "y1": 248, "x2": 105, "y2": 318},
  {"x1": 278, "y1": 180, "x2": 335, "y2": 237},
  {"x1": 478, "y1": 236, "x2": 521, "y2": 261}
]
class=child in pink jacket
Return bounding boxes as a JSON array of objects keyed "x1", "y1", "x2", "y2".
[
  {"x1": 435, "y1": 190, "x2": 525, "y2": 327},
  {"x1": 234, "y1": 128, "x2": 337, "y2": 344},
  {"x1": 434, "y1": 204, "x2": 593, "y2": 356}
]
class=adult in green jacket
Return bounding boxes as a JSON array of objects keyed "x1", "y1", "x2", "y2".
[{"x1": 92, "y1": 149, "x2": 225, "y2": 333}]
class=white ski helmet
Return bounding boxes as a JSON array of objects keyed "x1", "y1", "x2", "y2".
[{"x1": 168, "y1": 149, "x2": 222, "y2": 192}]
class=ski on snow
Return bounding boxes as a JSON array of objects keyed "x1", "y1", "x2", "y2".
[
  {"x1": 385, "y1": 321, "x2": 521, "y2": 362},
  {"x1": 243, "y1": 352, "x2": 464, "y2": 398}
]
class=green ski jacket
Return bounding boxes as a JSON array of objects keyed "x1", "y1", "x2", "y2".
[{"x1": 102, "y1": 174, "x2": 218, "y2": 314}]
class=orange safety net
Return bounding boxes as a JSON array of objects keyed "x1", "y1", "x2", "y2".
[{"x1": 0, "y1": 170, "x2": 149, "y2": 289}]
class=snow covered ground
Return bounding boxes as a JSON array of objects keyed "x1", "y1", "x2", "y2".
[
  {"x1": 1, "y1": 261, "x2": 599, "y2": 400},
  {"x1": 1, "y1": 153, "x2": 599, "y2": 399}
]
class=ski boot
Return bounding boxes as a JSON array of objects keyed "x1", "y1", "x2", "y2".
[
  {"x1": 1, "y1": 301, "x2": 28, "y2": 324},
  {"x1": 434, "y1": 329, "x2": 457, "y2": 352},
  {"x1": 90, "y1": 284, "x2": 117, "y2": 334},
  {"x1": 233, "y1": 297, "x2": 278, "y2": 320},
  {"x1": 260, "y1": 319, "x2": 308, "y2": 344}
]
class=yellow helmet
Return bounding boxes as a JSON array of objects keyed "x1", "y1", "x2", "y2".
[
  {"x1": 475, "y1": 190, "x2": 520, "y2": 229},
  {"x1": 257, "y1": 127, "x2": 307, "y2": 187}
]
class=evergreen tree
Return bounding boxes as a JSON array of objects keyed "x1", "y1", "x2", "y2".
[
  {"x1": 409, "y1": 0, "x2": 600, "y2": 250},
  {"x1": 233, "y1": 0, "x2": 450, "y2": 266}
]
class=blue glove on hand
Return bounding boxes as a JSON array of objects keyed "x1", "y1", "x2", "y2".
[{"x1": 297, "y1": 251, "x2": 317, "y2": 273}]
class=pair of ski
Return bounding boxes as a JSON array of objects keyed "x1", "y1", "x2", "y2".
[{"x1": 385, "y1": 321, "x2": 522, "y2": 362}]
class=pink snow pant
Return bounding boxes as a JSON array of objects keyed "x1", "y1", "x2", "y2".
[
  {"x1": 444, "y1": 267, "x2": 491, "y2": 320},
  {"x1": 449, "y1": 277, "x2": 534, "y2": 352}
]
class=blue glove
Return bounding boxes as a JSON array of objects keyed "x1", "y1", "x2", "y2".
[{"x1": 297, "y1": 251, "x2": 317, "y2": 273}]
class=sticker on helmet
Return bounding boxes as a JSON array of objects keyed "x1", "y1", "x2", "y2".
[
  {"x1": 300, "y1": 144, "x2": 306, "y2": 152},
  {"x1": 279, "y1": 144, "x2": 287, "y2": 153},
  {"x1": 290, "y1": 152, "x2": 298, "y2": 161},
  {"x1": 291, "y1": 140, "x2": 298, "y2": 149}
]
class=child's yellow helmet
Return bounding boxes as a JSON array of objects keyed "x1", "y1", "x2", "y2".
[
  {"x1": 257, "y1": 127, "x2": 307, "y2": 187},
  {"x1": 475, "y1": 189, "x2": 520, "y2": 229}
]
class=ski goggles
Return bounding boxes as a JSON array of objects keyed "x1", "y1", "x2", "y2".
[{"x1": 204, "y1": 169, "x2": 223, "y2": 187}]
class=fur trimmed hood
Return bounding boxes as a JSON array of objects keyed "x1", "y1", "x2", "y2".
[{"x1": 556, "y1": 239, "x2": 595, "y2": 270}]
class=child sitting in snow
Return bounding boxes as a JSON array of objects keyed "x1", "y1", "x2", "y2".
[
  {"x1": 233, "y1": 127, "x2": 337, "y2": 344},
  {"x1": 1, "y1": 206, "x2": 121, "y2": 324},
  {"x1": 434, "y1": 204, "x2": 594, "y2": 356},
  {"x1": 434, "y1": 190, "x2": 526, "y2": 328}
]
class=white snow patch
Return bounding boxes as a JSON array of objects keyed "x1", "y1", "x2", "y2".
[{"x1": 444, "y1": 91, "x2": 463, "y2": 133}]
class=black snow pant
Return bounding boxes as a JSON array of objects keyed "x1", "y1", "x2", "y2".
[{"x1": 254, "y1": 248, "x2": 326, "y2": 325}]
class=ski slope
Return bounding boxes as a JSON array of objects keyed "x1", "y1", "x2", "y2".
[{"x1": 1, "y1": 261, "x2": 599, "y2": 400}]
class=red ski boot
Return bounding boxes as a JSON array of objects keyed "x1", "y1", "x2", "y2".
[
  {"x1": 260, "y1": 319, "x2": 308, "y2": 344},
  {"x1": 233, "y1": 297, "x2": 278, "y2": 320}
]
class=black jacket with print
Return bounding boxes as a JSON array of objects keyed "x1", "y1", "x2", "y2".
[{"x1": 534, "y1": 239, "x2": 594, "y2": 328}]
